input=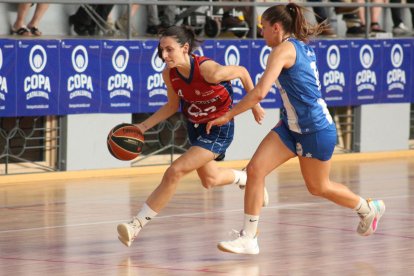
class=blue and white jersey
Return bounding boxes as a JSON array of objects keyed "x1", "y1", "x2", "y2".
[{"x1": 276, "y1": 38, "x2": 333, "y2": 134}]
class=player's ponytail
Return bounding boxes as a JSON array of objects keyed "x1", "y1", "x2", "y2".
[{"x1": 262, "y1": 3, "x2": 323, "y2": 43}]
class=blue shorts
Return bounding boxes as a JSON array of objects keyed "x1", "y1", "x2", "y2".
[
  {"x1": 273, "y1": 120, "x2": 337, "y2": 161},
  {"x1": 187, "y1": 120, "x2": 234, "y2": 155}
]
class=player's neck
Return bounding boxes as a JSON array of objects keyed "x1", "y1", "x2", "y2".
[{"x1": 176, "y1": 55, "x2": 192, "y2": 78}]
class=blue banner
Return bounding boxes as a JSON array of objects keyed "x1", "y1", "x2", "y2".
[
  {"x1": 140, "y1": 40, "x2": 167, "y2": 112},
  {"x1": 0, "y1": 40, "x2": 16, "y2": 117},
  {"x1": 380, "y1": 39, "x2": 411, "y2": 103},
  {"x1": 0, "y1": 37, "x2": 413, "y2": 117},
  {"x1": 250, "y1": 40, "x2": 280, "y2": 108},
  {"x1": 215, "y1": 40, "x2": 250, "y2": 103},
  {"x1": 316, "y1": 40, "x2": 352, "y2": 107},
  {"x1": 349, "y1": 40, "x2": 383, "y2": 105},
  {"x1": 100, "y1": 40, "x2": 140, "y2": 113},
  {"x1": 60, "y1": 40, "x2": 102, "y2": 114},
  {"x1": 16, "y1": 40, "x2": 59, "y2": 116}
]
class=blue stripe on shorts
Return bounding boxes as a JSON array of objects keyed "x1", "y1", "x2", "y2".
[
  {"x1": 187, "y1": 120, "x2": 234, "y2": 155},
  {"x1": 273, "y1": 120, "x2": 337, "y2": 161}
]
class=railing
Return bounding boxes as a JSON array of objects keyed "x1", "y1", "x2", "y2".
[{"x1": 2, "y1": 0, "x2": 414, "y2": 38}]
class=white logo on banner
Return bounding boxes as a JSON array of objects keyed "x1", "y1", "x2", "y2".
[
  {"x1": 224, "y1": 45, "x2": 240, "y2": 66},
  {"x1": 0, "y1": 48, "x2": 3, "y2": 70},
  {"x1": 112, "y1": 46, "x2": 129, "y2": 73},
  {"x1": 151, "y1": 47, "x2": 165, "y2": 73},
  {"x1": 359, "y1": 44, "x2": 374, "y2": 69},
  {"x1": 356, "y1": 44, "x2": 376, "y2": 96},
  {"x1": 323, "y1": 45, "x2": 345, "y2": 95},
  {"x1": 108, "y1": 46, "x2": 133, "y2": 102},
  {"x1": 327, "y1": 45, "x2": 340, "y2": 70},
  {"x1": 391, "y1": 44, "x2": 403, "y2": 68},
  {"x1": 148, "y1": 47, "x2": 167, "y2": 102},
  {"x1": 72, "y1": 45, "x2": 88, "y2": 73},
  {"x1": 29, "y1": 45, "x2": 47, "y2": 73},
  {"x1": 0, "y1": 48, "x2": 7, "y2": 98},
  {"x1": 259, "y1": 46, "x2": 271, "y2": 70},
  {"x1": 67, "y1": 45, "x2": 93, "y2": 104},
  {"x1": 387, "y1": 44, "x2": 406, "y2": 93},
  {"x1": 193, "y1": 47, "x2": 204, "y2": 57},
  {"x1": 256, "y1": 45, "x2": 276, "y2": 97},
  {"x1": 25, "y1": 44, "x2": 51, "y2": 103},
  {"x1": 224, "y1": 45, "x2": 242, "y2": 95}
]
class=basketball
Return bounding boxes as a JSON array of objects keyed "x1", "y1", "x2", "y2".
[{"x1": 107, "y1": 123, "x2": 144, "y2": 161}]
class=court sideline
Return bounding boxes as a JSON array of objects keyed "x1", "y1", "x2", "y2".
[{"x1": 1, "y1": 151, "x2": 413, "y2": 275}]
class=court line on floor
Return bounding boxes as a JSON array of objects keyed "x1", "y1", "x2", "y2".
[{"x1": 0, "y1": 194, "x2": 410, "y2": 234}]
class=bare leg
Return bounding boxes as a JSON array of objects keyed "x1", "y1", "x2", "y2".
[
  {"x1": 27, "y1": 4, "x2": 49, "y2": 29},
  {"x1": 245, "y1": 131, "x2": 295, "y2": 215},
  {"x1": 298, "y1": 156, "x2": 360, "y2": 208},
  {"x1": 196, "y1": 160, "x2": 240, "y2": 189},
  {"x1": 145, "y1": 146, "x2": 216, "y2": 212},
  {"x1": 13, "y1": 3, "x2": 32, "y2": 30}
]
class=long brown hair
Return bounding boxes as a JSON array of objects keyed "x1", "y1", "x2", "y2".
[
  {"x1": 262, "y1": 3, "x2": 324, "y2": 43},
  {"x1": 157, "y1": 25, "x2": 203, "y2": 60}
]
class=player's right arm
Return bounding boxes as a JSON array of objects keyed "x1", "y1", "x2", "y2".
[
  {"x1": 200, "y1": 60, "x2": 264, "y2": 124},
  {"x1": 136, "y1": 68, "x2": 180, "y2": 133}
]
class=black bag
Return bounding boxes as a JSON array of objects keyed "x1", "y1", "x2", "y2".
[{"x1": 69, "y1": 4, "x2": 114, "y2": 35}]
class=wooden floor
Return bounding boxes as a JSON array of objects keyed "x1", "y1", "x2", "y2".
[{"x1": 1, "y1": 152, "x2": 414, "y2": 276}]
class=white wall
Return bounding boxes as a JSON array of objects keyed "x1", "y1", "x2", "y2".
[
  {"x1": 226, "y1": 108, "x2": 280, "y2": 160},
  {"x1": 355, "y1": 103, "x2": 410, "y2": 152},
  {"x1": 64, "y1": 113, "x2": 132, "y2": 171}
]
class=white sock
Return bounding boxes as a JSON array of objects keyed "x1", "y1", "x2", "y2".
[
  {"x1": 353, "y1": 197, "x2": 370, "y2": 214},
  {"x1": 136, "y1": 203, "x2": 158, "y2": 227},
  {"x1": 232, "y1": 169, "x2": 247, "y2": 186},
  {"x1": 243, "y1": 214, "x2": 259, "y2": 238}
]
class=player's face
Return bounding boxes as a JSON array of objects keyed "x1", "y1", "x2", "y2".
[
  {"x1": 159, "y1": 36, "x2": 188, "y2": 68},
  {"x1": 261, "y1": 20, "x2": 277, "y2": 47}
]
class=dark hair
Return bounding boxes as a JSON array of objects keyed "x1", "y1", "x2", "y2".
[
  {"x1": 262, "y1": 3, "x2": 323, "y2": 42},
  {"x1": 157, "y1": 26, "x2": 203, "y2": 60}
]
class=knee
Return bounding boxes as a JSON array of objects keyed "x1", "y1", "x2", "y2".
[
  {"x1": 245, "y1": 162, "x2": 263, "y2": 180},
  {"x1": 200, "y1": 175, "x2": 218, "y2": 189},
  {"x1": 305, "y1": 181, "x2": 330, "y2": 197},
  {"x1": 163, "y1": 165, "x2": 185, "y2": 186}
]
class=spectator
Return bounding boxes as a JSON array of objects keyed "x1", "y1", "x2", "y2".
[
  {"x1": 115, "y1": 3, "x2": 175, "y2": 36},
  {"x1": 308, "y1": 0, "x2": 337, "y2": 37},
  {"x1": 69, "y1": 5, "x2": 114, "y2": 36},
  {"x1": 308, "y1": 0, "x2": 363, "y2": 37},
  {"x1": 356, "y1": 0, "x2": 385, "y2": 33},
  {"x1": 390, "y1": 0, "x2": 414, "y2": 36},
  {"x1": 11, "y1": 3, "x2": 49, "y2": 36}
]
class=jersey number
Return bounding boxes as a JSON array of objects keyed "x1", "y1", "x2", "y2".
[{"x1": 310, "y1": 62, "x2": 321, "y2": 91}]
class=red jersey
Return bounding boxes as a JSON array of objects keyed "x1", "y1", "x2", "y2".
[{"x1": 169, "y1": 55, "x2": 234, "y2": 124}]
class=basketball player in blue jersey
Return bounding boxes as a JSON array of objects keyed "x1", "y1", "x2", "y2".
[
  {"x1": 117, "y1": 26, "x2": 268, "y2": 247},
  {"x1": 207, "y1": 3, "x2": 385, "y2": 254}
]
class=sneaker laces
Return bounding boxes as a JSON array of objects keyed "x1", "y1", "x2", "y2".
[
  {"x1": 228, "y1": 229, "x2": 243, "y2": 238},
  {"x1": 129, "y1": 217, "x2": 142, "y2": 229}
]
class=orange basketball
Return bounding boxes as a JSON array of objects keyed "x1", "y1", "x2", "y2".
[{"x1": 107, "y1": 123, "x2": 144, "y2": 161}]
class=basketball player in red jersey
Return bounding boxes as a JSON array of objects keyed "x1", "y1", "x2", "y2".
[{"x1": 117, "y1": 25, "x2": 267, "y2": 247}]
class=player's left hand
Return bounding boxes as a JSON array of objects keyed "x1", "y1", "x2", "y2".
[{"x1": 252, "y1": 104, "x2": 265, "y2": 124}]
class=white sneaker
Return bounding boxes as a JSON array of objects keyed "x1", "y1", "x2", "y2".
[
  {"x1": 217, "y1": 230, "x2": 259, "y2": 255},
  {"x1": 117, "y1": 217, "x2": 142, "y2": 247},
  {"x1": 357, "y1": 199, "x2": 386, "y2": 236},
  {"x1": 393, "y1": 22, "x2": 411, "y2": 36}
]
